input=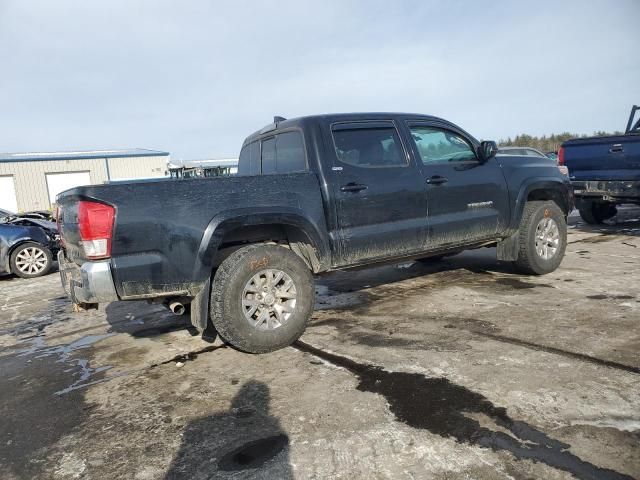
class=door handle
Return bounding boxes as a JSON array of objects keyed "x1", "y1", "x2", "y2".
[
  {"x1": 426, "y1": 175, "x2": 448, "y2": 185},
  {"x1": 609, "y1": 144, "x2": 624, "y2": 153},
  {"x1": 340, "y1": 183, "x2": 368, "y2": 193}
]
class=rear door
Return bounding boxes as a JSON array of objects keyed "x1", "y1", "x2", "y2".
[
  {"x1": 328, "y1": 120, "x2": 427, "y2": 266},
  {"x1": 404, "y1": 121, "x2": 510, "y2": 248}
]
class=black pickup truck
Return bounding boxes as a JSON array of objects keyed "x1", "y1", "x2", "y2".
[
  {"x1": 560, "y1": 105, "x2": 640, "y2": 223},
  {"x1": 57, "y1": 113, "x2": 572, "y2": 353}
]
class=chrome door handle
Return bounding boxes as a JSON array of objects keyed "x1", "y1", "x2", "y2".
[{"x1": 609, "y1": 144, "x2": 624, "y2": 153}]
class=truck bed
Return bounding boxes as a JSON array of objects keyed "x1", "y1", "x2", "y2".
[{"x1": 57, "y1": 173, "x2": 328, "y2": 299}]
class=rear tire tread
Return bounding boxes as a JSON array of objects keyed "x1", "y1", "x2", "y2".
[{"x1": 210, "y1": 243, "x2": 314, "y2": 354}]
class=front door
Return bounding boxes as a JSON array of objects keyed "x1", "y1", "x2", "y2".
[
  {"x1": 329, "y1": 121, "x2": 427, "y2": 266},
  {"x1": 405, "y1": 122, "x2": 510, "y2": 248}
]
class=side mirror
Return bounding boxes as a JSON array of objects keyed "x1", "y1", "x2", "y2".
[{"x1": 479, "y1": 140, "x2": 498, "y2": 162}]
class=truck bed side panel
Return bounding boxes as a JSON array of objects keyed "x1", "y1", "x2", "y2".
[{"x1": 57, "y1": 173, "x2": 327, "y2": 299}]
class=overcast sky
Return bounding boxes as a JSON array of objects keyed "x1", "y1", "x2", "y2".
[{"x1": 1, "y1": 0, "x2": 638, "y2": 160}]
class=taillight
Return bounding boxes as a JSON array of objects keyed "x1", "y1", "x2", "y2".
[
  {"x1": 78, "y1": 201, "x2": 115, "y2": 259},
  {"x1": 55, "y1": 206, "x2": 65, "y2": 247},
  {"x1": 557, "y1": 146, "x2": 565, "y2": 165}
]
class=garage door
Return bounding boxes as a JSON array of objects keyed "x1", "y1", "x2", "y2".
[
  {"x1": 46, "y1": 171, "x2": 91, "y2": 206},
  {"x1": 0, "y1": 176, "x2": 18, "y2": 213}
]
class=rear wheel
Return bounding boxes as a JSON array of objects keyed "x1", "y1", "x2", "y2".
[
  {"x1": 210, "y1": 244, "x2": 315, "y2": 353},
  {"x1": 578, "y1": 200, "x2": 617, "y2": 224},
  {"x1": 513, "y1": 201, "x2": 567, "y2": 275},
  {"x1": 10, "y1": 242, "x2": 53, "y2": 279}
]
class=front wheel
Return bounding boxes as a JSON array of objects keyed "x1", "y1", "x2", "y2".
[
  {"x1": 10, "y1": 242, "x2": 53, "y2": 278},
  {"x1": 210, "y1": 244, "x2": 315, "y2": 353},
  {"x1": 513, "y1": 201, "x2": 567, "y2": 275}
]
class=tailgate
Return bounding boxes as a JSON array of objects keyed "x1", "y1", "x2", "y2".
[{"x1": 564, "y1": 135, "x2": 640, "y2": 181}]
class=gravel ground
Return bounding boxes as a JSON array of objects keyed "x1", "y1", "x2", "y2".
[{"x1": 0, "y1": 209, "x2": 639, "y2": 480}]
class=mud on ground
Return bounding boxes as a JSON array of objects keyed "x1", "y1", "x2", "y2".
[{"x1": 0, "y1": 209, "x2": 639, "y2": 480}]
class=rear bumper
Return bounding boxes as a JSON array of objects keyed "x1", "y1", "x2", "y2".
[
  {"x1": 58, "y1": 251, "x2": 119, "y2": 304},
  {"x1": 571, "y1": 180, "x2": 640, "y2": 203}
]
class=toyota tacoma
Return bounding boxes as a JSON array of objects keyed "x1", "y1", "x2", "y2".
[{"x1": 57, "y1": 113, "x2": 573, "y2": 353}]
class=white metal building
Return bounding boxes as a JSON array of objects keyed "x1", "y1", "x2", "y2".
[
  {"x1": 0, "y1": 149, "x2": 169, "y2": 212},
  {"x1": 167, "y1": 158, "x2": 238, "y2": 178}
]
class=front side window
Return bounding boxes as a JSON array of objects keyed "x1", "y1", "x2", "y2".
[
  {"x1": 332, "y1": 125, "x2": 406, "y2": 168},
  {"x1": 409, "y1": 126, "x2": 477, "y2": 164}
]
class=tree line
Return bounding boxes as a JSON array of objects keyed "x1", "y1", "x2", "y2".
[{"x1": 498, "y1": 131, "x2": 624, "y2": 153}]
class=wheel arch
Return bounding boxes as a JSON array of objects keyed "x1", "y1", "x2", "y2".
[
  {"x1": 7, "y1": 239, "x2": 52, "y2": 275},
  {"x1": 511, "y1": 178, "x2": 573, "y2": 231},
  {"x1": 194, "y1": 207, "x2": 330, "y2": 281},
  {"x1": 6, "y1": 232, "x2": 50, "y2": 268}
]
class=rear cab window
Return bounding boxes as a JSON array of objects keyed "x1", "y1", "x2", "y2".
[
  {"x1": 238, "y1": 141, "x2": 261, "y2": 175},
  {"x1": 261, "y1": 138, "x2": 277, "y2": 174},
  {"x1": 238, "y1": 130, "x2": 307, "y2": 175}
]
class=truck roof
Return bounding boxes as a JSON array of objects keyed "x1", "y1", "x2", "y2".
[{"x1": 242, "y1": 112, "x2": 454, "y2": 146}]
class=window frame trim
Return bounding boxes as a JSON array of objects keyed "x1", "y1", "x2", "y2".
[
  {"x1": 329, "y1": 119, "x2": 411, "y2": 169},
  {"x1": 405, "y1": 121, "x2": 480, "y2": 166}
]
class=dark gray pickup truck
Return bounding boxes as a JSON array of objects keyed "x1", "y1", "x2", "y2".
[{"x1": 57, "y1": 113, "x2": 573, "y2": 353}]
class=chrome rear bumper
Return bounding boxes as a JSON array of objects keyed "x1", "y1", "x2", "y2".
[{"x1": 58, "y1": 251, "x2": 119, "y2": 304}]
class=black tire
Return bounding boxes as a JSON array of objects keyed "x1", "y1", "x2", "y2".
[
  {"x1": 578, "y1": 201, "x2": 617, "y2": 224},
  {"x1": 10, "y1": 242, "x2": 53, "y2": 279},
  {"x1": 210, "y1": 244, "x2": 315, "y2": 353},
  {"x1": 513, "y1": 201, "x2": 567, "y2": 275}
]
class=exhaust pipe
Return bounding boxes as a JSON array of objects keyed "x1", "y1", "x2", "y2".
[{"x1": 168, "y1": 301, "x2": 186, "y2": 316}]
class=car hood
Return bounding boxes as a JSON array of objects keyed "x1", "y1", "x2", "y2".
[{"x1": 1, "y1": 217, "x2": 57, "y2": 233}]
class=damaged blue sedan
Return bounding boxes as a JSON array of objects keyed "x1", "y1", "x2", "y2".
[{"x1": 0, "y1": 213, "x2": 60, "y2": 278}]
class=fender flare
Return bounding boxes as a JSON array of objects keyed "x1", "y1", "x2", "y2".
[
  {"x1": 192, "y1": 206, "x2": 330, "y2": 283},
  {"x1": 510, "y1": 177, "x2": 573, "y2": 231}
]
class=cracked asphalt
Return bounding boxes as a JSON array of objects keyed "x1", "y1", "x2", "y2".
[{"x1": 1, "y1": 209, "x2": 639, "y2": 480}]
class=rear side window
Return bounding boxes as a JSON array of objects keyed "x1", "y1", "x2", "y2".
[
  {"x1": 332, "y1": 124, "x2": 406, "y2": 168},
  {"x1": 275, "y1": 131, "x2": 306, "y2": 173},
  {"x1": 238, "y1": 141, "x2": 261, "y2": 175},
  {"x1": 260, "y1": 131, "x2": 307, "y2": 175}
]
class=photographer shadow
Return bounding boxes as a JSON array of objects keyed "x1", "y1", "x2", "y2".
[{"x1": 165, "y1": 380, "x2": 293, "y2": 480}]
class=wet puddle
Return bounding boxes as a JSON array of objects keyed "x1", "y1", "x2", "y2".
[
  {"x1": 294, "y1": 341, "x2": 633, "y2": 480},
  {"x1": 16, "y1": 333, "x2": 115, "y2": 394},
  {"x1": 0, "y1": 332, "x2": 115, "y2": 478}
]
